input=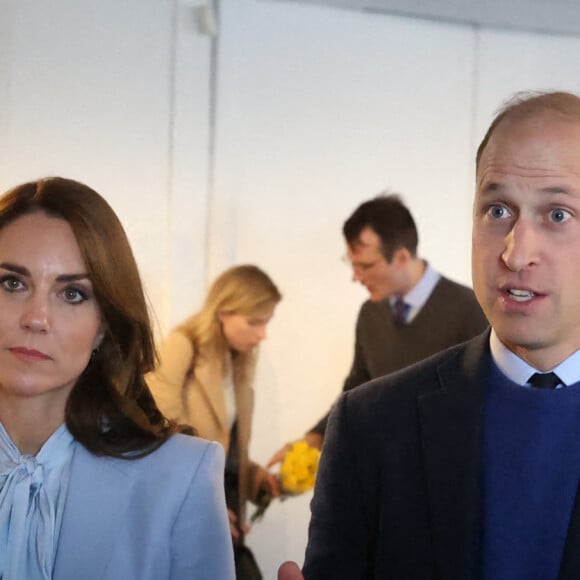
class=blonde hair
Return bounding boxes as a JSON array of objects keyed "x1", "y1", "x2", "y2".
[{"x1": 179, "y1": 265, "x2": 281, "y2": 370}]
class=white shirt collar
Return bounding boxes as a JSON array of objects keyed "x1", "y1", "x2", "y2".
[
  {"x1": 389, "y1": 261, "x2": 440, "y2": 323},
  {"x1": 489, "y1": 329, "x2": 580, "y2": 387}
]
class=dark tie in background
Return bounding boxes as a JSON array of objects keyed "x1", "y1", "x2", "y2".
[
  {"x1": 528, "y1": 372, "x2": 561, "y2": 389},
  {"x1": 392, "y1": 298, "x2": 410, "y2": 327}
]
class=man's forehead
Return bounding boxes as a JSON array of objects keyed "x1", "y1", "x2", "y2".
[
  {"x1": 477, "y1": 115, "x2": 580, "y2": 179},
  {"x1": 490, "y1": 112, "x2": 580, "y2": 144},
  {"x1": 349, "y1": 228, "x2": 381, "y2": 250},
  {"x1": 350, "y1": 238, "x2": 373, "y2": 249}
]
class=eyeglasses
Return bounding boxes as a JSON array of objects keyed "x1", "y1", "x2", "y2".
[{"x1": 341, "y1": 255, "x2": 383, "y2": 273}]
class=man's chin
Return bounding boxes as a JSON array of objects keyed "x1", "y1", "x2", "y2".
[
  {"x1": 496, "y1": 327, "x2": 553, "y2": 354},
  {"x1": 368, "y1": 291, "x2": 388, "y2": 302}
]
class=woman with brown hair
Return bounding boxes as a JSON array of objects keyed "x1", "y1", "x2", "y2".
[
  {"x1": 0, "y1": 177, "x2": 234, "y2": 579},
  {"x1": 148, "y1": 264, "x2": 282, "y2": 578}
]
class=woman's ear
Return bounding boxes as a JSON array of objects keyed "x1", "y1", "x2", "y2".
[
  {"x1": 217, "y1": 311, "x2": 233, "y2": 324},
  {"x1": 93, "y1": 324, "x2": 106, "y2": 350}
]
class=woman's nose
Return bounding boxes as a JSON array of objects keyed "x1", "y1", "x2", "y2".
[
  {"x1": 20, "y1": 297, "x2": 50, "y2": 333},
  {"x1": 256, "y1": 326, "x2": 267, "y2": 341}
]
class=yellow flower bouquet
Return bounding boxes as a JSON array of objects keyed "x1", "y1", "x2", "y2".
[{"x1": 251, "y1": 441, "x2": 320, "y2": 523}]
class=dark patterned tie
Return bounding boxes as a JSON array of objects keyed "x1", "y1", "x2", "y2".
[
  {"x1": 527, "y1": 372, "x2": 561, "y2": 389},
  {"x1": 392, "y1": 298, "x2": 410, "y2": 327}
]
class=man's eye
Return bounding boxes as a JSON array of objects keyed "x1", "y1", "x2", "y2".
[
  {"x1": 488, "y1": 205, "x2": 510, "y2": 219},
  {"x1": 549, "y1": 208, "x2": 571, "y2": 223}
]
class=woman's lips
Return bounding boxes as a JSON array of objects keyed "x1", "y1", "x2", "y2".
[{"x1": 9, "y1": 347, "x2": 51, "y2": 361}]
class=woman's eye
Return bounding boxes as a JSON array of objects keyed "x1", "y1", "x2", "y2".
[
  {"x1": 0, "y1": 276, "x2": 25, "y2": 292},
  {"x1": 549, "y1": 208, "x2": 571, "y2": 223},
  {"x1": 488, "y1": 205, "x2": 510, "y2": 220},
  {"x1": 62, "y1": 286, "x2": 88, "y2": 304}
]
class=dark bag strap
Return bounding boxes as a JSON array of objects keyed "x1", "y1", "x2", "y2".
[{"x1": 234, "y1": 544, "x2": 262, "y2": 580}]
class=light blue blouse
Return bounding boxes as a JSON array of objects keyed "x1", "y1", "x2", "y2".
[{"x1": 0, "y1": 422, "x2": 75, "y2": 580}]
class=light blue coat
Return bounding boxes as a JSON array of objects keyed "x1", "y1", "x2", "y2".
[{"x1": 52, "y1": 434, "x2": 235, "y2": 579}]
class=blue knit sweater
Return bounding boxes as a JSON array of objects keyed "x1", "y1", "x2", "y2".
[{"x1": 483, "y1": 365, "x2": 580, "y2": 579}]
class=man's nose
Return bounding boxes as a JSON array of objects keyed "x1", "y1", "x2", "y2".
[
  {"x1": 501, "y1": 219, "x2": 541, "y2": 272},
  {"x1": 351, "y1": 267, "x2": 364, "y2": 283}
]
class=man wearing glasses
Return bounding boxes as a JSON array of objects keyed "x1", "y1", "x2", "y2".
[{"x1": 269, "y1": 194, "x2": 487, "y2": 461}]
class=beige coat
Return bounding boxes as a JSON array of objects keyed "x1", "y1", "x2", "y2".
[{"x1": 147, "y1": 331, "x2": 266, "y2": 524}]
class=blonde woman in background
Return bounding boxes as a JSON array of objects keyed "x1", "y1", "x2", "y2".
[{"x1": 148, "y1": 265, "x2": 282, "y2": 579}]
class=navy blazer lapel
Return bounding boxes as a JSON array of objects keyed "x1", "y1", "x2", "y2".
[
  {"x1": 417, "y1": 332, "x2": 491, "y2": 580},
  {"x1": 558, "y1": 482, "x2": 580, "y2": 579},
  {"x1": 53, "y1": 444, "x2": 135, "y2": 580}
]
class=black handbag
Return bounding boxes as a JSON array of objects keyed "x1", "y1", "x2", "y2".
[{"x1": 234, "y1": 544, "x2": 262, "y2": 580}]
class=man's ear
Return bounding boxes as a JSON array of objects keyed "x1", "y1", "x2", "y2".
[{"x1": 392, "y1": 247, "x2": 411, "y2": 266}]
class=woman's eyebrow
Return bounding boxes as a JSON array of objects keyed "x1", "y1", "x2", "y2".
[
  {"x1": 55, "y1": 273, "x2": 90, "y2": 283},
  {"x1": 0, "y1": 262, "x2": 29, "y2": 276},
  {"x1": 0, "y1": 262, "x2": 89, "y2": 282}
]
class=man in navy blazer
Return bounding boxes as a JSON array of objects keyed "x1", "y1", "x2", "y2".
[{"x1": 280, "y1": 90, "x2": 580, "y2": 580}]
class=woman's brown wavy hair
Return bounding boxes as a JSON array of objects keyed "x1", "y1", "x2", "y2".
[{"x1": 0, "y1": 177, "x2": 184, "y2": 457}]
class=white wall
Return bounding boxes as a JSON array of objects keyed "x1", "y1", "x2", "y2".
[
  {"x1": 3, "y1": 0, "x2": 580, "y2": 577},
  {"x1": 0, "y1": 0, "x2": 212, "y2": 333}
]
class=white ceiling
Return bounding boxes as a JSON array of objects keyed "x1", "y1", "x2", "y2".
[{"x1": 271, "y1": 0, "x2": 580, "y2": 37}]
